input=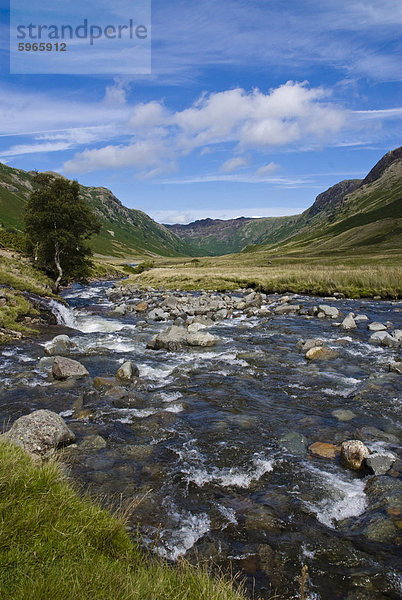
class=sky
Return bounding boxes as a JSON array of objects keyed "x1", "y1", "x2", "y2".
[{"x1": 0, "y1": 0, "x2": 401, "y2": 224}]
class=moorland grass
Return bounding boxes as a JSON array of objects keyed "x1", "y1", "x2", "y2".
[
  {"x1": 123, "y1": 251, "x2": 402, "y2": 298},
  {"x1": 0, "y1": 441, "x2": 246, "y2": 600}
]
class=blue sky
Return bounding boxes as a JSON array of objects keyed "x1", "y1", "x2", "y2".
[{"x1": 0, "y1": 0, "x2": 401, "y2": 223}]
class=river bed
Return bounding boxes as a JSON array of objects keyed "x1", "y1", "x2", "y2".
[{"x1": 1, "y1": 282, "x2": 401, "y2": 600}]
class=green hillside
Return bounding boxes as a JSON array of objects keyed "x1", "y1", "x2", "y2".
[
  {"x1": 0, "y1": 163, "x2": 187, "y2": 258},
  {"x1": 166, "y1": 147, "x2": 402, "y2": 257}
]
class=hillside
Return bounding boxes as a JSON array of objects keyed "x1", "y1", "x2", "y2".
[
  {"x1": 0, "y1": 163, "x2": 187, "y2": 258},
  {"x1": 166, "y1": 147, "x2": 402, "y2": 257}
]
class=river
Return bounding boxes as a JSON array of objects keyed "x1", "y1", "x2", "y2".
[{"x1": 1, "y1": 281, "x2": 401, "y2": 600}]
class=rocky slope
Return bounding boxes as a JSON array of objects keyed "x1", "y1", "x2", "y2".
[
  {"x1": 166, "y1": 147, "x2": 402, "y2": 256},
  {"x1": 0, "y1": 163, "x2": 187, "y2": 258}
]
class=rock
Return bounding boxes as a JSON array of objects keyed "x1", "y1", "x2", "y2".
[
  {"x1": 44, "y1": 334, "x2": 74, "y2": 356},
  {"x1": 392, "y1": 329, "x2": 402, "y2": 342},
  {"x1": 79, "y1": 434, "x2": 107, "y2": 450},
  {"x1": 279, "y1": 431, "x2": 307, "y2": 455},
  {"x1": 273, "y1": 304, "x2": 301, "y2": 315},
  {"x1": 147, "y1": 325, "x2": 188, "y2": 351},
  {"x1": 112, "y1": 303, "x2": 127, "y2": 316},
  {"x1": 305, "y1": 346, "x2": 338, "y2": 361},
  {"x1": 332, "y1": 409, "x2": 356, "y2": 422},
  {"x1": 341, "y1": 313, "x2": 357, "y2": 330},
  {"x1": 309, "y1": 442, "x2": 340, "y2": 459},
  {"x1": 187, "y1": 322, "x2": 207, "y2": 334},
  {"x1": 368, "y1": 322, "x2": 387, "y2": 331},
  {"x1": 296, "y1": 338, "x2": 323, "y2": 353},
  {"x1": 147, "y1": 325, "x2": 217, "y2": 350},
  {"x1": 365, "y1": 452, "x2": 396, "y2": 475},
  {"x1": 135, "y1": 301, "x2": 149, "y2": 312},
  {"x1": 389, "y1": 361, "x2": 402, "y2": 374},
  {"x1": 340, "y1": 440, "x2": 370, "y2": 470},
  {"x1": 2, "y1": 409, "x2": 75, "y2": 457},
  {"x1": 354, "y1": 314, "x2": 369, "y2": 322},
  {"x1": 93, "y1": 376, "x2": 115, "y2": 389},
  {"x1": 369, "y1": 331, "x2": 400, "y2": 347},
  {"x1": 187, "y1": 331, "x2": 217, "y2": 347},
  {"x1": 116, "y1": 361, "x2": 140, "y2": 384},
  {"x1": 363, "y1": 516, "x2": 397, "y2": 543},
  {"x1": 52, "y1": 356, "x2": 89, "y2": 380},
  {"x1": 318, "y1": 305, "x2": 340, "y2": 318},
  {"x1": 148, "y1": 308, "x2": 169, "y2": 321}
]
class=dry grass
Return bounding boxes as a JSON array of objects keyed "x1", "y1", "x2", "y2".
[{"x1": 124, "y1": 253, "x2": 402, "y2": 299}]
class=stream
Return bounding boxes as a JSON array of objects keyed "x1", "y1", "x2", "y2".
[{"x1": 0, "y1": 281, "x2": 401, "y2": 600}]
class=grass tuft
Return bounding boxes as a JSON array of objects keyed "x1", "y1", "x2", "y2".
[{"x1": 0, "y1": 441, "x2": 246, "y2": 600}]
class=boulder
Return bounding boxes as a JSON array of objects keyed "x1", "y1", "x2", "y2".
[
  {"x1": 354, "y1": 314, "x2": 369, "y2": 322},
  {"x1": 147, "y1": 325, "x2": 188, "y2": 351},
  {"x1": 44, "y1": 334, "x2": 74, "y2": 356},
  {"x1": 135, "y1": 301, "x2": 149, "y2": 313},
  {"x1": 365, "y1": 452, "x2": 396, "y2": 475},
  {"x1": 305, "y1": 346, "x2": 338, "y2": 361},
  {"x1": 187, "y1": 322, "x2": 207, "y2": 333},
  {"x1": 309, "y1": 442, "x2": 340, "y2": 459},
  {"x1": 392, "y1": 329, "x2": 402, "y2": 342},
  {"x1": 279, "y1": 431, "x2": 307, "y2": 455},
  {"x1": 116, "y1": 361, "x2": 140, "y2": 384},
  {"x1": 52, "y1": 356, "x2": 89, "y2": 379},
  {"x1": 389, "y1": 361, "x2": 402, "y2": 374},
  {"x1": 148, "y1": 308, "x2": 169, "y2": 321},
  {"x1": 369, "y1": 331, "x2": 400, "y2": 348},
  {"x1": 340, "y1": 440, "x2": 370, "y2": 470},
  {"x1": 112, "y1": 303, "x2": 127, "y2": 316},
  {"x1": 187, "y1": 331, "x2": 217, "y2": 347},
  {"x1": 318, "y1": 305, "x2": 340, "y2": 318},
  {"x1": 341, "y1": 313, "x2": 357, "y2": 330},
  {"x1": 274, "y1": 304, "x2": 301, "y2": 315},
  {"x1": 368, "y1": 322, "x2": 387, "y2": 332},
  {"x1": 296, "y1": 338, "x2": 323, "y2": 353},
  {"x1": 2, "y1": 409, "x2": 75, "y2": 457}
]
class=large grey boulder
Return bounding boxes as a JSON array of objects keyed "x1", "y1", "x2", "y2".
[
  {"x1": 368, "y1": 322, "x2": 387, "y2": 332},
  {"x1": 318, "y1": 305, "x2": 340, "y2": 318},
  {"x1": 116, "y1": 361, "x2": 140, "y2": 384},
  {"x1": 45, "y1": 334, "x2": 74, "y2": 356},
  {"x1": 369, "y1": 331, "x2": 400, "y2": 348},
  {"x1": 365, "y1": 452, "x2": 396, "y2": 475},
  {"x1": 147, "y1": 325, "x2": 188, "y2": 351},
  {"x1": 296, "y1": 338, "x2": 323, "y2": 353},
  {"x1": 147, "y1": 325, "x2": 217, "y2": 351},
  {"x1": 274, "y1": 304, "x2": 301, "y2": 315},
  {"x1": 187, "y1": 331, "x2": 216, "y2": 347},
  {"x1": 341, "y1": 313, "x2": 357, "y2": 330},
  {"x1": 148, "y1": 308, "x2": 169, "y2": 321},
  {"x1": 52, "y1": 356, "x2": 89, "y2": 379},
  {"x1": 2, "y1": 409, "x2": 76, "y2": 457}
]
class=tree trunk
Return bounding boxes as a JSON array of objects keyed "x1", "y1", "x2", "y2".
[{"x1": 54, "y1": 240, "x2": 63, "y2": 292}]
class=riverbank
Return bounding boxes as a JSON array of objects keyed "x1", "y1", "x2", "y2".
[
  {"x1": 0, "y1": 440, "x2": 245, "y2": 600},
  {"x1": 123, "y1": 250, "x2": 402, "y2": 299}
]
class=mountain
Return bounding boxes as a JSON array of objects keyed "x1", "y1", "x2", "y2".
[
  {"x1": 0, "y1": 147, "x2": 401, "y2": 260},
  {"x1": 166, "y1": 147, "x2": 402, "y2": 257},
  {"x1": 165, "y1": 215, "x2": 295, "y2": 256},
  {"x1": 0, "y1": 163, "x2": 187, "y2": 258}
]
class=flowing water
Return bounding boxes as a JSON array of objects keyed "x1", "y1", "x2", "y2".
[{"x1": 1, "y1": 282, "x2": 401, "y2": 599}]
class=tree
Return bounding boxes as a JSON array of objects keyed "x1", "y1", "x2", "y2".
[{"x1": 25, "y1": 174, "x2": 101, "y2": 291}]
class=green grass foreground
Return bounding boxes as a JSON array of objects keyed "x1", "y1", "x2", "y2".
[{"x1": 0, "y1": 441, "x2": 245, "y2": 600}]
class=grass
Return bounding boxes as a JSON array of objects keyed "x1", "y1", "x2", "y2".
[
  {"x1": 0, "y1": 441, "x2": 246, "y2": 600},
  {"x1": 0, "y1": 250, "x2": 55, "y2": 341},
  {"x1": 122, "y1": 250, "x2": 402, "y2": 298}
]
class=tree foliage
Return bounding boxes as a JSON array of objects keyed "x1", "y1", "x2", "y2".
[{"x1": 25, "y1": 174, "x2": 101, "y2": 290}]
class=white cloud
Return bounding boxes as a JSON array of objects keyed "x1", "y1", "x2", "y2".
[
  {"x1": 63, "y1": 81, "x2": 348, "y2": 173},
  {"x1": 255, "y1": 162, "x2": 279, "y2": 177},
  {"x1": 220, "y1": 156, "x2": 249, "y2": 172}
]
